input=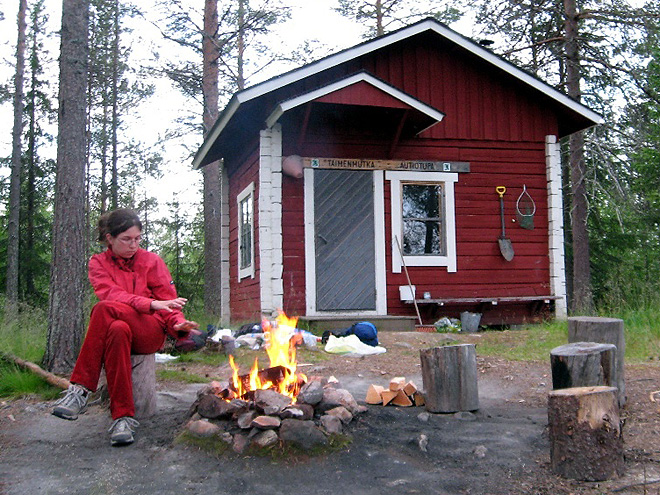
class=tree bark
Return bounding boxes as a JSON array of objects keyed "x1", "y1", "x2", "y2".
[
  {"x1": 202, "y1": 0, "x2": 224, "y2": 318},
  {"x1": 5, "y1": 0, "x2": 28, "y2": 319},
  {"x1": 44, "y1": 0, "x2": 90, "y2": 374},
  {"x1": 564, "y1": 0, "x2": 593, "y2": 314}
]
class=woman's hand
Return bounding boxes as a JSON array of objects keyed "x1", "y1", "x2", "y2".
[
  {"x1": 173, "y1": 320, "x2": 200, "y2": 338},
  {"x1": 150, "y1": 298, "x2": 188, "y2": 312}
]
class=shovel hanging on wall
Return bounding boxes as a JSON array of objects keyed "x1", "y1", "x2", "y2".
[{"x1": 496, "y1": 186, "x2": 515, "y2": 261}]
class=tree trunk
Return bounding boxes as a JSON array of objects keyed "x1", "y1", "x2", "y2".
[
  {"x1": 564, "y1": 0, "x2": 593, "y2": 314},
  {"x1": 44, "y1": 0, "x2": 90, "y2": 374},
  {"x1": 548, "y1": 386, "x2": 624, "y2": 481},
  {"x1": 5, "y1": 0, "x2": 28, "y2": 319},
  {"x1": 202, "y1": 0, "x2": 223, "y2": 318}
]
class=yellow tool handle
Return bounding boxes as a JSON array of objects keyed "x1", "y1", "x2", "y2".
[{"x1": 496, "y1": 186, "x2": 506, "y2": 198}]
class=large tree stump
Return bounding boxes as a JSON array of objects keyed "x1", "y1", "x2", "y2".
[
  {"x1": 420, "y1": 344, "x2": 479, "y2": 413},
  {"x1": 548, "y1": 386, "x2": 624, "y2": 481},
  {"x1": 131, "y1": 354, "x2": 157, "y2": 419},
  {"x1": 568, "y1": 316, "x2": 625, "y2": 406},
  {"x1": 550, "y1": 342, "x2": 617, "y2": 390}
]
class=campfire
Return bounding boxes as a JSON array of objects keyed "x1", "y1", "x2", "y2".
[
  {"x1": 186, "y1": 311, "x2": 366, "y2": 453},
  {"x1": 227, "y1": 312, "x2": 307, "y2": 401}
]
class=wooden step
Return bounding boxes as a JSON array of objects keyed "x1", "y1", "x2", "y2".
[{"x1": 298, "y1": 315, "x2": 417, "y2": 332}]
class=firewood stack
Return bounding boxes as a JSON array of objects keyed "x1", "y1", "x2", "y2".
[
  {"x1": 185, "y1": 375, "x2": 366, "y2": 453},
  {"x1": 365, "y1": 376, "x2": 426, "y2": 407}
]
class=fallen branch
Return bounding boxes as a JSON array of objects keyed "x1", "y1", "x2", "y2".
[
  {"x1": 611, "y1": 478, "x2": 660, "y2": 493},
  {"x1": 0, "y1": 351, "x2": 70, "y2": 390}
]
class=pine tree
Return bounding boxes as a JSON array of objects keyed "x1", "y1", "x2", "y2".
[{"x1": 45, "y1": 0, "x2": 90, "y2": 374}]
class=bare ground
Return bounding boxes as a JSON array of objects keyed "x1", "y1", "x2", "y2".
[{"x1": 1, "y1": 331, "x2": 660, "y2": 495}]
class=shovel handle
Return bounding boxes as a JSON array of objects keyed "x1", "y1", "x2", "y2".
[{"x1": 496, "y1": 186, "x2": 506, "y2": 198}]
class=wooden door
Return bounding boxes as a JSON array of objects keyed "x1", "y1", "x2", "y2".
[{"x1": 314, "y1": 169, "x2": 376, "y2": 311}]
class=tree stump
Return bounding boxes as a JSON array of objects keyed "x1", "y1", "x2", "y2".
[
  {"x1": 420, "y1": 344, "x2": 479, "y2": 413},
  {"x1": 548, "y1": 386, "x2": 624, "y2": 481},
  {"x1": 568, "y1": 316, "x2": 625, "y2": 406},
  {"x1": 550, "y1": 342, "x2": 616, "y2": 390},
  {"x1": 131, "y1": 353, "x2": 157, "y2": 419}
]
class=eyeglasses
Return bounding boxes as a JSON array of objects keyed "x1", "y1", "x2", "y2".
[{"x1": 117, "y1": 235, "x2": 141, "y2": 245}]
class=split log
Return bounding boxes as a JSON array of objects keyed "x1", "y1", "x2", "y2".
[
  {"x1": 413, "y1": 391, "x2": 425, "y2": 407},
  {"x1": 403, "y1": 381, "x2": 417, "y2": 396},
  {"x1": 391, "y1": 389, "x2": 413, "y2": 407},
  {"x1": 365, "y1": 384, "x2": 385, "y2": 404},
  {"x1": 381, "y1": 390, "x2": 398, "y2": 406},
  {"x1": 0, "y1": 352, "x2": 71, "y2": 390},
  {"x1": 568, "y1": 317, "x2": 626, "y2": 406},
  {"x1": 389, "y1": 376, "x2": 406, "y2": 391},
  {"x1": 420, "y1": 344, "x2": 479, "y2": 413},
  {"x1": 548, "y1": 386, "x2": 624, "y2": 481},
  {"x1": 550, "y1": 342, "x2": 616, "y2": 390}
]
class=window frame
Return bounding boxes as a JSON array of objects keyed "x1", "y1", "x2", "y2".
[
  {"x1": 387, "y1": 171, "x2": 458, "y2": 273},
  {"x1": 237, "y1": 182, "x2": 255, "y2": 280}
]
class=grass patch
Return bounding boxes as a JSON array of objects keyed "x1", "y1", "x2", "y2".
[
  {"x1": 174, "y1": 430, "x2": 233, "y2": 456},
  {"x1": 156, "y1": 368, "x2": 211, "y2": 384},
  {"x1": 0, "y1": 362, "x2": 61, "y2": 399}
]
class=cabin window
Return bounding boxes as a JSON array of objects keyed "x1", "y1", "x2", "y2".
[
  {"x1": 387, "y1": 171, "x2": 458, "y2": 273},
  {"x1": 237, "y1": 182, "x2": 255, "y2": 280}
]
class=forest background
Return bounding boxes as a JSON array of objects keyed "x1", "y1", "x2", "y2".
[{"x1": 0, "y1": 0, "x2": 659, "y2": 373}]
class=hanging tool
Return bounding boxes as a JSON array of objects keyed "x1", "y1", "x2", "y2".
[
  {"x1": 394, "y1": 236, "x2": 423, "y2": 326},
  {"x1": 495, "y1": 186, "x2": 514, "y2": 261},
  {"x1": 516, "y1": 185, "x2": 536, "y2": 230}
]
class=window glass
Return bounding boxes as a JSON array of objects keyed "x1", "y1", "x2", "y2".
[
  {"x1": 402, "y1": 184, "x2": 445, "y2": 255},
  {"x1": 239, "y1": 195, "x2": 252, "y2": 270}
]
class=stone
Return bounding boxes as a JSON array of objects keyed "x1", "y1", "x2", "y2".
[
  {"x1": 417, "y1": 412, "x2": 431, "y2": 423},
  {"x1": 196, "y1": 394, "x2": 235, "y2": 419},
  {"x1": 279, "y1": 406, "x2": 305, "y2": 419},
  {"x1": 279, "y1": 419, "x2": 328, "y2": 450},
  {"x1": 295, "y1": 403, "x2": 315, "y2": 420},
  {"x1": 254, "y1": 389, "x2": 292, "y2": 415},
  {"x1": 320, "y1": 414, "x2": 343, "y2": 434},
  {"x1": 251, "y1": 415, "x2": 281, "y2": 429},
  {"x1": 454, "y1": 411, "x2": 477, "y2": 421},
  {"x1": 297, "y1": 381, "x2": 324, "y2": 405},
  {"x1": 474, "y1": 445, "x2": 488, "y2": 458},
  {"x1": 326, "y1": 406, "x2": 353, "y2": 425},
  {"x1": 237, "y1": 410, "x2": 257, "y2": 429},
  {"x1": 187, "y1": 419, "x2": 221, "y2": 438},
  {"x1": 318, "y1": 388, "x2": 359, "y2": 414},
  {"x1": 232, "y1": 433, "x2": 250, "y2": 454},
  {"x1": 251, "y1": 429, "x2": 279, "y2": 449}
]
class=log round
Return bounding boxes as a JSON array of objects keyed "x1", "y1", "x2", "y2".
[
  {"x1": 568, "y1": 316, "x2": 625, "y2": 406},
  {"x1": 550, "y1": 341, "x2": 616, "y2": 391},
  {"x1": 548, "y1": 386, "x2": 624, "y2": 481},
  {"x1": 420, "y1": 344, "x2": 479, "y2": 413},
  {"x1": 131, "y1": 353, "x2": 157, "y2": 419}
]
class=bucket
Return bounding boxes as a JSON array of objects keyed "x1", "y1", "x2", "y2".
[{"x1": 460, "y1": 312, "x2": 482, "y2": 333}]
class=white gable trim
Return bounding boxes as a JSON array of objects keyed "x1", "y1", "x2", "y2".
[{"x1": 265, "y1": 72, "x2": 445, "y2": 129}]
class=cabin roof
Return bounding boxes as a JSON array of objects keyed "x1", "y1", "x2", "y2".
[{"x1": 193, "y1": 18, "x2": 602, "y2": 169}]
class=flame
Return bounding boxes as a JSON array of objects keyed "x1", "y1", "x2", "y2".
[{"x1": 228, "y1": 311, "x2": 307, "y2": 400}]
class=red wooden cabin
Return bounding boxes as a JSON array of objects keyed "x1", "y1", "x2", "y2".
[{"x1": 193, "y1": 19, "x2": 601, "y2": 327}]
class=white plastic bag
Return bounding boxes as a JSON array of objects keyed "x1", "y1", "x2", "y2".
[{"x1": 324, "y1": 334, "x2": 387, "y2": 356}]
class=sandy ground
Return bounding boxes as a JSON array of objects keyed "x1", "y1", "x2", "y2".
[{"x1": 1, "y1": 331, "x2": 659, "y2": 495}]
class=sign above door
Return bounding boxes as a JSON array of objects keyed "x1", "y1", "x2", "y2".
[{"x1": 304, "y1": 157, "x2": 470, "y2": 173}]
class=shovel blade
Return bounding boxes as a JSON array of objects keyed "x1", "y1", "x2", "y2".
[{"x1": 498, "y1": 238, "x2": 515, "y2": 261}]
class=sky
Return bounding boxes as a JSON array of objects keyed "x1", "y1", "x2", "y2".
[{"x1": 0, "y1": 0, "x2": 365, "y2": 218}]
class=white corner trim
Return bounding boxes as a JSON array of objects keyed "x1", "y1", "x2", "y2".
[
  {"x1": 259, "y1": 125, "x2": 284, "y2": 314},
  {"x1": 546, "y1": 135, "x2": 567, "y2": 319},
  {"x1": 303, "y1": 168, "x2": 316, "y2": 315},
  {"x1": 386, "y1": 170, "x2": 458, "y2": 274}
]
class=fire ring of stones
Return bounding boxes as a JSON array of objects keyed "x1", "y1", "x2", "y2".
[{"x1": 185, "y1": 377, "x2": 366, "y2": 454}]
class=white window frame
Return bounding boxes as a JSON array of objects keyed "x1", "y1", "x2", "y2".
[
  {"x1": 237, "y1": 182, "x2": 255, "y2": 280},
  {"x1": 387, "y1": 171, "x2": 458, "y2": 273}
]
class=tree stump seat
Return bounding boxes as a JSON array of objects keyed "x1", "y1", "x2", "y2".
[
  {"x1": 96, "y1": 353, "x2": 157, "y2": 419},
  {"x1": 548, "y1": 386, "x2": 624, "y2": 481},
  {"x1": 550, "y1": 341, "x2": 617, "y2": 391},
  {"x1": 420, "y1": 343, "x2": 479, "y2": 413}
]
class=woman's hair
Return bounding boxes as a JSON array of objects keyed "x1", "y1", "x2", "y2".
[{"x1": 97, "y1": 208, "x2": 142, "y2": 243}]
